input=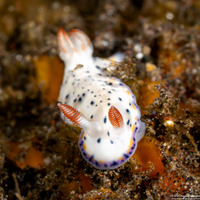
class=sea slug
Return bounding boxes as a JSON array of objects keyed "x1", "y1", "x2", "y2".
[{"x1": 57, "y1": 28, "x2": 145, "y2": 170}]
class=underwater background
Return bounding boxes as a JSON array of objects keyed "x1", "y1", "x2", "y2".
[{"x1": 0, "y1": 0, "x2": 199, "y2": 199}]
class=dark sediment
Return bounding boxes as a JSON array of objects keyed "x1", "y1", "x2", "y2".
[{"x1": 0, "y1": 0, "x2": 199, "y2": 199}]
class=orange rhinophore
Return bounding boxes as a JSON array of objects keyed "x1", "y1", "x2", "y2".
[
  {"x1": 58, "y1": 103, "x2": 82, "y2": 126},
  {"x1": 108, "y1": 106, "x2": 124, "y2": 128}
]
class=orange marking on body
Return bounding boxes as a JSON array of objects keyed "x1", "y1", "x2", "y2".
[
  {"x1": 98, "y1": 160, "x2": 104, "y2": 164},
  {"x1": 126, "y1": 91, "x2": 131, "y2": 95},
  {"x1": 58, "y1": 103, "x2": 81, "y2": 126},
  {"x1": 83, "y1": 143, "x2": 86, "y2": 150},
  {"x1": 127, "y1": 138, "x2": 133, "y2": 152},
  {"x1": 82, "y1": 133, "x2": 85, "y2": 139},
  {"x1": 118, "y1": 156, "x2": 124, "y2": 161},
  {"x1": 132, "y1": 104, "x2": 136, "y2": 110},
  {"x1": 109, "y1": 78, "x2": 115, "y2": 81},
  {"x1": 108, "y1": 106, "x2": 124, "y2": 128},
  {"x1": 131, "y1": 124, "x2": 135, "y2": 133}
]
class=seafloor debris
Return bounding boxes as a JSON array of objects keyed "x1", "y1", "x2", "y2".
[{"x1": 0, "y1": 0, "x2": 199, "y2": 199}]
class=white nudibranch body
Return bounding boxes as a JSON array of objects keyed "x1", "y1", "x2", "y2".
[{"x1": 57, "y1": 28, "x2": 145, "y2": 170}]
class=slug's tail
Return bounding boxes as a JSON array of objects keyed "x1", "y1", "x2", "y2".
[
  {"x1": 57, "y1": 28, "x2": 94, "y2": 70},
  {"x1": 135, "y1": 121, "x2": 146, "y2": 142}
]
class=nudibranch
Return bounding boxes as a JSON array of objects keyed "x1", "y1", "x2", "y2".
[{"x1": 57, "y1": 28, "x2": 145, "y2": 170}]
